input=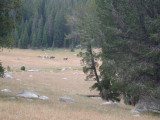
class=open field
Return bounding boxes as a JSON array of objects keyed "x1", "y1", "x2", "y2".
[{"x1": 0, "y1": 49, "x2": 159, "y2": 120}]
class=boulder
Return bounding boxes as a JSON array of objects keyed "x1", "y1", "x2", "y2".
[
  {"x1": 135, "y1": 96, "x2": 160, "y2": 113},
  {"x1": 59, "y1": 96, "x2": 75, "y2": 103},
  {"x1": 130, "y1": 109, "x2": 140, "y2": 114},
  {"x1": 28, "y1": 69, "x2": 39, "y2": 72},
  {"x1": 39, "y1": 96, "x2": 49, "y2": 100},
  {"x1": 133, "y1": 114, "x2": 140, "y2": 117},
  {"x1": 1, "y1": 89, "x2": 11, "y2": 92},
  {"x1": 101, "y1": 102, "x2": 118, "y2": 106},
  {"x1": 4, "y1": 73, "x2": 13, "y2": 79},
  {"x1": 16, "y1": 90, "x2": 39, "y2": 98},
  {"x1": 61, "y1": 68, "x2": 66, "y2": 72},
  {"x1": 10, "y1": 97, "x2": 16, "y2": 99},
  {"x1": 16, "y1": 58, "x2": 20, "y2": 60}
]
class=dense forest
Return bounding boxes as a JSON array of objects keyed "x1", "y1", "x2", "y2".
[
  {"x1": 1, "y1": 0, "x2": 160, "y2": 108},
  {"x1": 13, "y1": 0, "x2": 87, "y2": 49}
]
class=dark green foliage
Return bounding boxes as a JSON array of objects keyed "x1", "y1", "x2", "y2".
[
  {"x1": 0, "y1": 62, "x2": 4, "y2": 77},
  {"x1": 0, "y1": 0, "x2": 22, "y2": 48},
  {"x1": 70, "y1": 41, "x2": 74, "y2": 52},
  {"x1": 0, "y1": 0, "x2": 21, "y2": 77},
  {"x1": 70, "y1": 0, "x2": 160, "y2": 103},
  {"x1": 21, "y1": 66, "x2": 25, "y2": 71},
  {"x1": 14, "y1": 0, "x2": 80, "y2": 49},
  {"x1": 95, "y1": 0, "x2": 160, "y2": 102}
]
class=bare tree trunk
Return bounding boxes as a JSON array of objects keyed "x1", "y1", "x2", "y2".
[{"x1": 87, "y1": 44, "x2": 103, "y2": 94}]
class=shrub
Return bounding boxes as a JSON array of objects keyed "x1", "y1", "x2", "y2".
[
  {"x1": 0, "y1": 62, "x2": 4, "y2": 77},
  {"x1": 21, "y1": 66, "x2": 25, "y2": 71},
  {"x1": 7, "y1": 66, "x2": 11, "y2": 71}
]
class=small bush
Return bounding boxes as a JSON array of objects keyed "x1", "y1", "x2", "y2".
[
  {"x1": 0, "y1": 62, "x2": 4, "y2": 77},
  {"x1": 7, "y1": 66, "x2": 11, "y2": 71},
  {"x1": 21, "y1": 66, "x2": 25, "y2": 71},
  {"x1": 70, "y1": 43, "x2": 75, "y2": 52}
]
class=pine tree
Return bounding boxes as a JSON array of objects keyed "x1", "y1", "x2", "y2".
[
  {"x1": 13, "y1": 29, "x2": 19, "y2": 47},
  {"x1": 42, "y1": 23, "x2": 48, "y2": 48},
  {"x1": 96, "y1": 0, "x2": 160, "y2": 102},
  {"x1": 19, "y1": 26, "x2": 28, "y2": 49},
  {"x1": 53, "y1": 9, "x2": 67, "y2": 47}
]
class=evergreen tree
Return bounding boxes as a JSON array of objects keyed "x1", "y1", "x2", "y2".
[
  {"x1": 42, "y1": 23, "x2": 48, "y2": 48},
  {"x1": 19, "y1": 26, "x2": 28, "y2": 49},
  {"x1": 0, "y1": 0, "x2": 21, "y2": 48},
  {"x1": 53, "y1": 9, "x2": 67, "y2": 47},
  {"x1": 31, "y1": 31, "x2": 37, "y2": 48},
  {"x1": 0, "y1": 0, "x2": 21, "y2": 77},
  {"x1": 14, "y1": 0, "x2": 80, "y2": 48},
  {"x1": 13, "y1": 29, "x2": 19, "y2": 47},
  {"x1": 96, "y1": 0, "x2": 160, "y2": 102},
  {"x1": 67, "y1": 0, "x2": 105, "y2": 96}
]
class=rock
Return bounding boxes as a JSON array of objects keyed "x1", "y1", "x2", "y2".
[
  {"x1": 4, "y1": 73, "x2": 13, "y2": 79},
  {"x1": 1, "y1": 89, "x2": 11, "y2": 92},
  {"x1": 39, "y1": 96, "x2": 49, "y2": 100},
  {"x1": 68, "y1": 67, "x2": 72, "y2": 70},
  {"x1": 29, "y1": 75, "x2": 33, "y2": 77},
  {"x1": 28, "y1": 69, "x2": 39, "y2": 72},
  {"x1": 135, "y1": 96, "x2": 160, "y2": 113},
  {"x1": 16, "y1": 78, "x2": 21, "y2": 81},
  {"x1": 62, "y1": 78, "x2": 67, "y2": 80},
  {"x1": 27, "y1": 99, "x2": 33, "y2": 102},
  {"x1": 59, "y1": 96, "x2": 75, "y2": 103},
  {"x1": 16, "y1": 58, "x2": 20, "y2": 60},
  {"x1": 10, "y1": 97, "x2": 16, "y2": 99},
  {"x1": 101, "y1": 102, "x2": 118, "y2": 106},
  {"x1": 44, "y1": 56, "x2": 49, "y2": 59},
  {"x1": 133, "y1": 114, "x2": 140, "y2": 117},
  {"x1": 73, "y1": 72, "x2": 78, "y2": 75},
  {"x1": 75, "y1": 44, "x2": 82, "y2": 49},
  {"x1": 16, "y1": 90, "x2": 39, "y2": 98},
  {"x1": 61, "y1": 68, "x2": 66, "y2": 72},
  {"x1": 130, "y1": 109, "x2": 140, "y2": 114}
]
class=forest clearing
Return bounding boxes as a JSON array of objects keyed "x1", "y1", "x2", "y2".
[
  {"x1": 0, "y1": 0, "x2": 160, "y2": 119},
  {"x1": 0, "y1": 49, "x2": 159, "y2": 120}
]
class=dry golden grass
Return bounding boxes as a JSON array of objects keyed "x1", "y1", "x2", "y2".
[{"x1": 0, "y1": 48, "x2": 159, "y2": 120}]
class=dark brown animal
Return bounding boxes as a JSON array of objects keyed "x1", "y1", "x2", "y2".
[
  {"x1": 50, "y1": 56, "x2": 55, "y2": 59},
  {"x1": 63, "y1": 57, "x2": 68, "y2": 60}
]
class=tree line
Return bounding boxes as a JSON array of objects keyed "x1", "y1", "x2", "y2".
[{"x1": 13, "y1": 0, "x2": 84, "y2": 49}]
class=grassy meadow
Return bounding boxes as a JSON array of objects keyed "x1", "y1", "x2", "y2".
[{"x1": 0, "y1": 48, "x2": 159, "y2": 120}]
